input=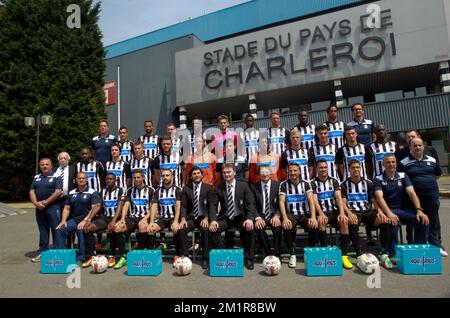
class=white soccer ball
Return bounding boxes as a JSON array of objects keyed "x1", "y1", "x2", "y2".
[
  {"x1": 174, "y1": 256, "x2": 192, "y2": 276},
  {"x1": 357, "y1": 253, "x2": 380, "y2": 274},
  {"x1": 262, "y1": 255, "x2": 281, "y2": 276},
  {"x1": 91, "y1": 255, "x2": 108, "y2": 273}
]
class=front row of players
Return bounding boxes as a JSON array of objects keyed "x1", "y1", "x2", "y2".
[{"x1": 56, "y1": 155, "x2": 429, "y2": 271}]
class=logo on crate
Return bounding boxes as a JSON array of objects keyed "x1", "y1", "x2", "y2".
[
  {"x1": 131, "y1": 257, "x2": 152, "y2": 272},
  {"x1": 45, "y1": 255, "x2": 63, "y2": 270},
  {"x1": 215, "y1": 256, "x2": 237, "y2": 273},
  {"x1": 312, "y1": 255, "x2": 336, "y2": 272},
  {"x1": 409, "y1": 253, "x2": 436, "y2": 271}
]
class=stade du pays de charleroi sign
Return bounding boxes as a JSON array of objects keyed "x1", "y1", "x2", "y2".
[{"x1": 203, "y1": 8, "x2": 396, "y2": 90}]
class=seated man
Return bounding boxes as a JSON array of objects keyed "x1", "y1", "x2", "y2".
[
  {"x1": 250, "y1": 164, "x2": 282, "y2": 258},
  {"x1": 140, "y1": 169, "x2": 182, "y2": 264},
  {"x1": 81, "y1": 173, "x2": 126, "y2": 269},
  {"x1": 341, "y1": 159, "x2": 393, "y2": 269},
  {"x1": 55, "y1": 172, "x2": 101, "y2": 263},
  {"x1": 374, "y1": 155, "x2": 429, "y2": 259},
  {"x1": 310, "y1": 159, "x2": 352, "y2": 269},
  {"x1": 114, "y1": 170, "x2": 155, "y2": 269},
  {"x1": 279, "y1": 162, "x2": 317, "y2": 269},
  {"x1": 209, "y1": 163, "x2": 256, "y2": 270},
  {"x1": 179, "y1": 166, "x2": 217, "y2": 269}
]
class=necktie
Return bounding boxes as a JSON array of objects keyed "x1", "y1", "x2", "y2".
[
  {"x1": 60, "y1": 167, "x2": 65, "y2": 183},
  {"x1": 193, "y1": 183, "x2": 200, "y2": 219},
  {"x1": 226, "y1": 183, "x2": 235, "y2": 220},
  {"x1": 264, "y1": 183, "x2": 270, "y2": 220}
]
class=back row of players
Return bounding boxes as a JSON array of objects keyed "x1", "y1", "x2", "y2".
[{"x1": 31, "y1": 102, "x2": 445, "y2": 271}]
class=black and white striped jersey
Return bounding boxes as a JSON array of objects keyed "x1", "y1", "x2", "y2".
[
  {"x1": 280, "y1": 148, "x2": 310, "y2": 181},
  {"x1": 243, "y1": 129, "x2": 260, "y2": 162},
  {"x1": 279, "y1": 179, "x2": 312, "y2": 215},
  {"x1": 324, "y1": 121, "x2": 345, "y2": 149},
  {"x1": 126, "y1": 185, "x2": 155, "y2": 218},
  {"x1": 311, "y1": 177, "x2": 340, "y2": 214},
  {"x1": 268, "y1": 127, "x2": 289, "y2": 156},
  {"x1": 295, "y1": 124, "x2": 316, "y2": 150},
  {"x1": 152, "y1": 185, "x2": 182, "y2": 219},
  {"x1": 368, "y1": 141, "x2": 398, "y2": 178},
  {"x1": 105, "y1": 160, "x2": 132, "y2": 189},
  {"x1": 129, "y1": 156, "x2": 153, "y2": 186},
  {"x1": 340, "y1": 178, "x2": 374, "y2": 212},
  {"x1": 119, "y1": 140, "x2": 134, "y2": 163},
  {"x1": 336, "y1": 143, "x2": 368, "y2": 179},
  {"x1": 75, "y1": 160, "x2": 104, "y2": 192},
  {"x1": 101, "y1": 186, "x2": 125, "y2": 218},
  {"x1": 308, "y1": 143, "x2": 339, "y2": 180},
  {"x1": 138, "y1": 134, "x2": 159, "y2": 159},
  {"x1": 154, "y1": 152, "x2": 184, "y2": 187}
]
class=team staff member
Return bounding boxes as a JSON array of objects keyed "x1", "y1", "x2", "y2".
[
  {"x1": 341, "y1": 159, "x2": 393, "y2": 269},
  {"x1": 294, "y1": 111, "x2": 315, "y2": 150},
  {"x1": 399, "y1": 138, "x2": 447, "y2": 256},
  {"x1": 55, "y1": 172, "x2": 101, "y2": 262},
  {"x1": 324, "y1": 104, "x2": 345, "y2": 149},
  {"x1": 54, "y1": 151, "x2": 76, "y2": 200},
  {"x1": 179, "y1": 167, "x2": 217, "y2": 269},
  {"x1": 118, "y1": 126, "x2": 134, "y2": 163},
  {"x1": 251, "y1": 165, "x2": 282, "y2": 258},
  {"x1": 346, "y1": 103, "x2": 375, "y2": 145},
  {"x1": 395, "y1": 129, "x2": 440, "y2": 164},
  {"x1": 142, "y1": 170, "x2": 183, "y2": 263},
  {"x1": 91, "y1": 119, "x2": 118, "y2": 167},
  {"x1": 374, "y1": 155, "x2": 429, "y2": 258},
  {"x1": 81, "y1": 173, "x2": 126, "y2": 269},
  {"x1": 29, "y1": 158, "x2": 63, "y2": 263},
  {"x1": 366, "y1": 124, "x2": 398, "y2": 179},
  {"x1": 75, "y1": 147, "x2": 105, "y2": 192},
  {"x1": 209, "y1": 164, "x2": 257, "y2": 270},
  {"x1": 310, "y1": 159, "x2": 352, "y2": 269},
  {"x1": 105, "y1": 144, "x2": 132, "y2": 189},
  {"x1": 279, "y1": 162, "x2": 317, "y2": 269}
]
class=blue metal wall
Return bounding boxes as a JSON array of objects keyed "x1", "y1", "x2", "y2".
[{"x1": 105, "y1": 0, "x2": 363, "y2": 59}]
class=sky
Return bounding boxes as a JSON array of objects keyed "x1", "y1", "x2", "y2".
[{"x1": 96, "y1": 0, "x2": 250, "y2": 46}]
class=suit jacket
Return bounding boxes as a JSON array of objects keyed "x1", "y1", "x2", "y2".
[
  {"x1": 215, "y1": 181, "x2": 256, "y2": 220},
  {"x1": 181, "y1": 182, "x2": 217, "y2": 221},
  {"x1": 53, "y1": 165, "x2": 76, "y2": 193},
  {"x1": 251, "y1": 180, "x2": 281, "y2": 219}
]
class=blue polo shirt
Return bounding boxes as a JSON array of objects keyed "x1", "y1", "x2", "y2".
[
  {"x1": 373, "y1": 172, "x2": 412, "y2": 209},
  {"x1": 347, "y1": 118, "x2": 374, "y2": 145},
  {"x1": 399, "y1": 155, "x2": 442, "y2": 198},
  {"x1": 65, "y1": 187, "x2": 101, "y2": 223},
  {"x1": 30, "y1": 173, "x2": 63, "y2": 208},
  {"x1": 91, "y1": 134, "x2": 118, "y2": 164}
]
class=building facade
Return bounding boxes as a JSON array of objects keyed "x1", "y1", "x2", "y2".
[{"x1": 104, "y1": 0, "x2": 450, "y2": 170}]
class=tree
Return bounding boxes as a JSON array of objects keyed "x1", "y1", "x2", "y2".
[{"x1": 0, "y1": 0, "x2": 106, "y2": 199}]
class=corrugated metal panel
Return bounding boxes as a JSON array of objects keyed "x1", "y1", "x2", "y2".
[
  {"x1": 106, "y1": 0, "x2": 364, "y2": 59},
  {"x1": 203, "y1": 93, "x2": 450, "y2": 132}
]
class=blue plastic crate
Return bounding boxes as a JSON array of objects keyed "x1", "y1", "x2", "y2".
[
  {"x1": 396, "y1": 244, "x2": 442, "y2": 275},
  {"x1": 209, "y1": 249, "x2": 244, "y2": 277},
  {"x1": 304, "y1": 247, "x2": 343, "y2": 276},
  {"x1": 41, "y1": 249, "x2": 76, "y2": 274},
  {"x1": 127, "y1": 250, "x2": 163, "y2": 276}
]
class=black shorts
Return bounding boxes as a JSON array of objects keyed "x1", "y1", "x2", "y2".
[
  {"x1": 125, "y1": 217, "x2": 143, "y2": 232},
  {"x1": 154, "y1": 217, "x2": 175, "y2": 230},
  {"x1": 287, "y1": 214, "x2": 309, "y2": 229},
  {"x1": 90, "y1": 216, "x2": 110, "y2": 232},
  {"x1": 354, "y1": 210, "x2": 377, "y2": 228},
  {"x1": 323, "y1": 211, "x2": 339, "y2": 228}
]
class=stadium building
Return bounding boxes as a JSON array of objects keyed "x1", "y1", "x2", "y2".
[{"x1": 104, "y1": 0, "x2": 450, "y2": 171}]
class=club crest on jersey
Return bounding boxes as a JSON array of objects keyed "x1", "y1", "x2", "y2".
[
  {"x1": 364, "y1": 125, "x2": 368, "y2": 129},
  {"x1": 83, "y1": 194, "x2": 88, "y2": 199},
  {"x1": 398, "y1": 180, "x2": 402, "y2": 187},
  {"x1": 49, "y1": 178, "x2": 54, "y2": 183}
]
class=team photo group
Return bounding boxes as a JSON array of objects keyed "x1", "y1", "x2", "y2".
[{"x1": 29, "y1": 102, "x2": 446, "y2": 275}]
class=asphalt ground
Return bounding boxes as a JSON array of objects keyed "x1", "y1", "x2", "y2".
[{"x1": 0, "y1": 200, "x2": 449, "y2": 298}]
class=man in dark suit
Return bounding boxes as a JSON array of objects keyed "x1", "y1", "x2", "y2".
[
  {"x1": 179, "y1": 166, "x2": 217, "y2": 269},
  {"x1": 251, "y1": 164, "x2": 282, "y2": 258},
  {"x1": 209, "y1": 163, "x2": 257, "y2": 270}
]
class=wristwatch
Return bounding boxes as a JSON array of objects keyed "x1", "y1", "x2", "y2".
[
  {"x1": 84, "y1": 217, "x2": 90, "y2": 221},
  {"x1": 416, "y1": 208, "x2": 423, "y2": 213}
]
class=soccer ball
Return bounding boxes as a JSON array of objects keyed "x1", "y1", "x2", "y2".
[
  {"x1": 262, "y1": 255, "x2": 281, "y2": 276},
  {"x1": 174, "y1": 256, "x2": 192, "y2": 276},
  {"x1": 356, "y1": 253, "x2": 380, "y2": 274},
  {"x1": 91, "y1": 255, "x2": 108, "y2": 273}
]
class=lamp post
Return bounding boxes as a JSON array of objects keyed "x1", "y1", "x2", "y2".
[{"x1": 24, "y1": 115, "x2": 53, "y2": 174}]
